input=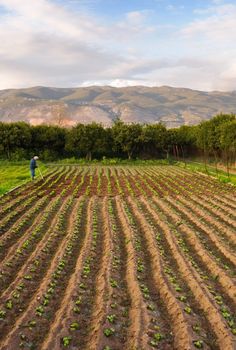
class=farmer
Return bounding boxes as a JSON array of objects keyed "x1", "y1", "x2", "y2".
[{"x1": 30, "y1": 156, "x2": 39, "y2": 180}]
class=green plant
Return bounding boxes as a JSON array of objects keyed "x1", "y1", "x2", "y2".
[
  {"x1": 193, "y1": 340, "x2": 203, "y2": 348},
  {"x1": 153, "y1": 333, "x2": 164, "y2": 341},
  {"x1": 62, "y1": 336, "x2": 72, "y2": 347},
  {"x1": 6, "y1": 299, "x2": 13, "y2": 310},
  {"x1": 107, "y1": 314, "x2": 116, "y2": 323},
  {"x1": 0, "y1": 310, "x2": 6, "y2": 319},
  {"x1": 103, "y1": 328, "x2": 115, "y2": 337},
  {"x1": 70, "y1": 322, "x2": 79, "y2": 330},
  {"x1": 36, "y1": 305, "x2": 44, "y2": 316},
  {"x1": 184, "y1": 306, "x2": 192, "y2": 314},
  {"x1": 110, "y1": 279, "x2": 118, "y2": 288}
]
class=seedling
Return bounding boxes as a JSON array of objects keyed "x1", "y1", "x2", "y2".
[
  {"x1": 193, "y1": 340, "x2": 203, "y2": 348},
  {"x1": 153, "y1": 333, "x2": 164, "y2": 341},
  {"x1": 184, "y1": 306, "x2": 192, "y2": 314},
  {"x1": 6, "y1": 299, "x2": 13, "y2": 310},
  {"x1": 36, "y1": 305, "x2": 44, "y2": 316},
  {"x1": 62, "y1": 336, "x2": 72, "y2": 347},
  {"x1": 24, "y1": 275, "x2": 32, "y2": 280},
  {"x1": 178, "y1": 295, "x2": 187, "y2": 302},
  {"x1": 192, "y1": 324, "x2": 201, "y2": 333},
  {"x1": 0, "y1": 310, "x2": 6, "y2": 319},
  {"x1": 28, "y1": 320, "x2": 37, "y2": 328},
  {"x1": 70, "y1": 322, "x2": 79, "y2": 330},
  {"x1": 110, "y1": 279, "x2": 118, "y2": 288},
  {"x1": 147, "y1": 304, "x2": 155, "y2": 311},
  {"x1": 107, "y1": 314, "x2": 116, "y2": 323},
  {"x1": 103, "y1": 328, "x2": 115, "y2": 337}
]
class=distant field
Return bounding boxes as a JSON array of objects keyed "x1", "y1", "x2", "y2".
[
  {"x1": 0, "y1": 161, "x2": 48, "y2": 195},
  {"x1": 0, "y1": 165, "x2": 235, "y2": 349}
]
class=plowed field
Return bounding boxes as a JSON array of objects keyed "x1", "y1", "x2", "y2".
[{"x1": 0, "y1": 165, "x2": 235, "y2": 350}]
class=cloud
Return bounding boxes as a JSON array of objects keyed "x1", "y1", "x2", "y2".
[
  {"x1": 179, "y1": 2, "x2": 236, "y2": 90},
  {"x1": 0, "y1": 0, "x2": 235, "y2": 91}
]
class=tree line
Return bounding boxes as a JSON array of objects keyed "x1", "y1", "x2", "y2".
[{"x1": 0, "y1": 114, "x2": 235, "y2": 166}]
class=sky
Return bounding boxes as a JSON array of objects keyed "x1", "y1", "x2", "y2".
[{"x1": 0, "y1": 0, "x2": 236, "y2": 91}]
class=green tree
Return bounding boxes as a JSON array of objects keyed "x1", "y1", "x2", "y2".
[
  {"x1": 141, "y1": 123, "x2": 167, "y2": 158},
  {"x1": 0, "y1": 122, "x2": 31, "y2": 159},
  {"x1": 219, "y1": 119, "x2": 236, "y2": 176},
  {"x1": 66, "y1": 122, "x2": 107, "y2": 160},
  {"x1": 112, "y1": 120, "x2": 143, "y2": 159},
  {"x1": 31, "y1": 125, "x2": 66, "y2": 160}
]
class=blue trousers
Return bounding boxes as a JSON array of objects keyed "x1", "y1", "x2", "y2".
[{"x1": 30, "y1": 168, "x2": 35, "y2": 178}]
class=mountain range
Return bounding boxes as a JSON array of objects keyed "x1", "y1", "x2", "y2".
[{"x1": 0, "y1": 85, "x2": 236, "y2": 128}]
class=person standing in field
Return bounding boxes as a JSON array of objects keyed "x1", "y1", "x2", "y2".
[{"x1": 30, "y1": 156, "x2": 39, "y2": 180}]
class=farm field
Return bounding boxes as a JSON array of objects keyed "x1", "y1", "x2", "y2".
[
  {"x1": 0, "y1": 165, "x2": 235, "y2": 350},
  {"x1": 0, "y1": 161, "x2": 48, "y2": 196}
]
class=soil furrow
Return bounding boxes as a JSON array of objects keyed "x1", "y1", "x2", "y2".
[
  {"x1": 180, "y1": 196, "x2": 236, "y2": 247},
  {"x1": 115, "y1": 196, "x2": 151, "y2": 350},
  {"x1": 0, "y1": 196, "x2": 76, "y2": 349},
  {"x1": 152, "y1": 197, "x2": 236, "y2": 305},
  {"x1": 84, "y1": 197, "x2": 113, "y2": 350},
  {"x1": 127, "y1": 196, "x2": 195, "y2": 350},
  {"x1": 0, "y1": 196, "x2": 50, "y2": 264},
  {"x1": 0, "y1": 196, "x2": 69, "y2": 299},
  {"x1": 40, "y1": 197, "x2": 93, "y2": 350},
  {"x1": 141, "y1": 197, "x2": 236, "y2": 350},
  {"x1": 165, "y1": 196, "x2": 236, "y2": 267}
]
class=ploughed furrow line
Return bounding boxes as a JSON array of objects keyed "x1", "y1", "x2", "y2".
[
  {"x1": 148, "y1": 196, "x2": 236, "y2": 338},
  {"x1": 189, "y1": 195, "x2": 236, "y2": 232},
  {"x1": 164, "y1": 196, "x2": 236, "y2": 269},
  {"x1": 180, "y1": 195, "x2": 236, "y2": 248},
  {"x1": 136, "y1": 198, "x2": 219, "y2": 349},
  {"x1": 126, "y1": 197, "x2": 196, "y2": 349},
  {"x1": 152, "y1": 197, "x2": 236, "y2": 305},
  {"x1": 116, "y1": 169, "x2": 136, "y2": 196},
  {"x1": 71, "y1": 168, "x2": 89, "y2": 197},
  {"x1": 0, "y1": 173, "x2": 79, "y2": 273},
  {"x1": 39, "y1": 197, "x2": 95, "y2": 349},
  {"x1": 134, "y1": 171, "x2": 161, "y2": 197},
  {"x1": 53, "y1": 168, "x2": 77, "y2": 195},
  {"x1": 143, "y1": 168, "x2": 196, "y2": 197},
  {"x1": 36, "y1": 197, "x2": 107, "y2": 350},
  {"x1": 0, "y1": 195, "x2": 49, "y2": 262},
  {"x1": 0, "y1": 195, "x2": 54, "y2": 280},
  {"x1": 99, "y1": 169, "x2": 108, "y2": 196},
  {"x1": 0, "y1": 194, "x2": 40, "y2": 236},
  {"x1": 0, "y1": 195, "x2": 76, "y2": 348},
  {"x1": 82, "y1": 197, "x2": 113, "y2": 350},
  {"x1": 0, "y1": 167, "x2": 70, "y2": 236},
  {"x1": 115, "y1": 197, "x2": 153, "y2": 349},
  {"x1": 0, "y1": 194, "x2": 68, "y2": 297},
  {"x1": 112, "y1": 168, "x2": 127, "y2": 196},
  {"x1": 202, "y1": 194, "x2": 236, "y2": 221},
  {"x1": 212, "y1": 193, "x2": 236, "y2": 210},
  {"x1": 0, "y1": 166, "x2": 63, "y2": 208},
  {"x1": 140, "y1": 197, "x2": 236, "y2": 350}
]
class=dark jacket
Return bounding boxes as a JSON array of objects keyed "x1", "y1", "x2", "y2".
[{"x1": 30, "y1": 158, "x2": 37, "y2": 169}]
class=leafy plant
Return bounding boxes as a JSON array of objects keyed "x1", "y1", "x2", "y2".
[
  {"x1": 193, "y1": 340, "x2": 203, "y2": 348},
  {"x1": 103, "y1": 328, "x2": 115, "y2": 337},
  {"x1": 70, "y1": 322, "x2": 79, "y2": 331},
  {"x1": 184, "y1": 306, "x2": 192, "y2": 314},
  {"x1": 107, "y1": 314, "x2": 116, "y2": 323},
  {"x1": 62, "y1": 336, "x2": 72, "y2": 347}
]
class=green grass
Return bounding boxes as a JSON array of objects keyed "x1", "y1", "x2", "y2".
[
  {"x1": 0, "y1": 161, "x2": 48, "y2": 196},
  {"x1": 48, "y1": 157, "x2": 173, "y2": 166},
  {"x1": 176, "y1": 160, "x2": 236, "y2": 185}
]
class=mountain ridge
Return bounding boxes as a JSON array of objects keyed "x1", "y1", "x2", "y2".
[{"x1": 0, "y1": 85, "x2": 235, "y2": 128}]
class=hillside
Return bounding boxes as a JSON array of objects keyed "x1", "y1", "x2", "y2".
[{"x1": 0, "y1": 86, "x2": 236, "y2": 128}]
